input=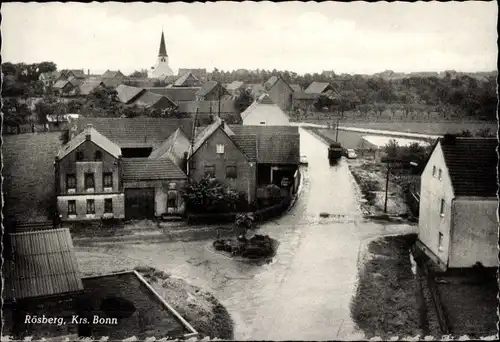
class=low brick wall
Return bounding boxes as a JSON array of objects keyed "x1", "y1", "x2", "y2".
[{"x1": 186, "y1": 196, "x2": 291, "y2": 225}]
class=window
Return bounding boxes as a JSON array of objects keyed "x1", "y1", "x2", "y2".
[
  {"x1": 432, "y1": 165, "x2": 436, "y2": 177},
  {"x1": 204, "y1": 165, "x2": 215, "y2": 178},
  {"x1": 95, "y1": 151, "x2": 102, "y2": 161},
  {"x1": 438, "y1": 232, "x2": 444, "y2": 252},
  {"x1": 189, "y1": 160, "x2": 196, "y2": 170},
  {"x1": 216, "y1": 144, "x2": 225, "y2": 154},
  {"x1": 86, "y1": 199, "x2": 95, "y2": 214},
  {"x1": 226, "y1": 165, "x2": 237, "y2": 179},
  {"x1": 439, "y1": 198, "x2": 445, "y2": 216},
  {"x1": 104, "y1": 199, "x2": 113, "y2": 213},
  {"x1": 66, "y1": 174, "x2": 76, "y2": 190},
  {"x1": 167, "y1": 191, "x2": 177, "y2": 208},
  {"x1": 103, "y1": 172, "x2": 113, "y2": 188},
  {"x1": 438, "y1": 168, "x2": 442, "y2": 180},
  {"x1": 68, "y1": 200, "x2": 76, "y2": 215},
  {"x1": 85, "y1": 173, "x2": 95, "y2": 190},
  {"x1": 76, "y1": 151, "x2": 84, "y2": 161},
  {"x1": 260, "y1": 121, "x2": 266, "y2": 125}
]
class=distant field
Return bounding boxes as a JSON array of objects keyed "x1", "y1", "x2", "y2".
[
  {"x1": 298, "y1": 120, "x2": 497, "y2": 136},
  {"x1": 338, "y1": 121, "x2": 497, "y2": 136},
  {"x1": 3, "y1": 132, "x2": 63, "y2": 223}
]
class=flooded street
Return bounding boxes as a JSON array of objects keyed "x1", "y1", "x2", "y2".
[{"x1": 75, "y1": 128, "x2": 416, "y2": 340}]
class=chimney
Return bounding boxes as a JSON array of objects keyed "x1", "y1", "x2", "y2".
[
  {"x1": 85, "y1": 124, "x2": 93, "y2": 141},
  {"x1": 88, "y1": 69, "x2": 90, "y2": 76},
  {"x1": 220, "y1": 119, "x2": 225, "y2": 129}
]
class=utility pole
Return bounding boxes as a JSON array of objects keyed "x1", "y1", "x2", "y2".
[
  {"x1": 335, "y1": 118, "x2": 340, "y2": 142},
  {"x1": 384, "y1": 163, "x2": 390, "y2": 213},
  {"x1": 218, "y1": 84, "x2": 222, "y2": 118}
]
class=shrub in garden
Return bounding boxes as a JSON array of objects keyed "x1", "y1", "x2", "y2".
[{"x1": 182, "y1": 176, "x2": 242, "y2": 214}]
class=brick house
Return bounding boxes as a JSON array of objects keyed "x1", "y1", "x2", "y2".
[
  {"x1": 263, "y1": 75, "x2": 294, "y2": 112},
  {"x1": 132, "y1": 91, "x2": 178, "y2": 112},
  {"x1": 173, "y1": 72, "x2": 201, "y2": 87},
  {"x1": 187, "y1": 117, "x2": 257, "y2": 204},
  {"x1": 115, "y1": 84, "x2": 147, "y2": 104},
  {"x1": 188, "y1": 118, "x2": 300, "y2": 205},
  {"x1": 55, "y1": 124, "x2": 126, "y2": 221},
  {"x1": 58, "y1": 118, "x2": 194, "y2": 220},
  {"x1": 229, "y1": 125, "x2": 300, "y2": 197},
  {"x1": 416, "y1": 136, "x2": 497, "y2": 271},
  {"x1": 195, "y1": 81, "x2": 230, "y2": 101}
]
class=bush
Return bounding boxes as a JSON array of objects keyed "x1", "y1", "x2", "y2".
[{"x1": 182, "y1": 176, "x2": 246, "y2": 214}]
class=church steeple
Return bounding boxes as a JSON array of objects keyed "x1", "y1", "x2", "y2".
[{"x1": 158, "y1": 30, "x2": 167, "y2": 57}]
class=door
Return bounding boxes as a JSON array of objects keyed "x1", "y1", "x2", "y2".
[{"x1": 125, "y1": 188, "x2": 155, "y2": 220}]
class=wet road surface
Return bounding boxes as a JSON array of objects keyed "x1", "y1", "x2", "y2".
[{"x1": 75, "y1": 128, "x2": 416, "y2": 340}]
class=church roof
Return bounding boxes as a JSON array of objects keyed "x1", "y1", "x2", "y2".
[{"x1": 159, "y1": 31, "x2": 168, "y2": 57}]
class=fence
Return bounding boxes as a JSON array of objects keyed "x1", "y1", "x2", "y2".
[{"x1": 3, "y1": 123, "x2": 69, "y2": 135}]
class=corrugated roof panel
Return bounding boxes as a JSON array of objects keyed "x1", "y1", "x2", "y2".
[{"x1": 4, "y1": 228, "x2": 83, "y2": 301}]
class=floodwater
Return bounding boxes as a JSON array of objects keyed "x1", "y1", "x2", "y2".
[{"x1": 75, "y1": 128, "x2": 416, "y2": 340}]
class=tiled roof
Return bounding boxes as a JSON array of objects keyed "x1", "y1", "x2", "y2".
[
  {"x1": 178, "y1": 68, "x2": 207, "y2": 80},
  {"x1": 174, "y1": 72, "x2": 200, "y2": 87},
  {"x1": 178, "y1": 100, "x2": 237, "y2": 115},
  {"x1": 195, "y1": 81, "x2": 219, "y2": 97},
  {"x1": 292, "y1": 91, "x2": 319, "y2": 100},
  {"x1": 264, "y1": 75, "x2": 278, "y2": 90},
  {"x1": 257, "y1": 133, "x2": 300, "y2": 164},
  {"x1": 53, "y1": 79, "x2": 70, "y2": 89},
  {"x1": 75, "y1": 117, "x2": 194, "y2": 148},
  {"x1": 101, "y1": 78, "x2": 123, "y2": 88},
  {"x1": 58, "y1": 125, "x2": 122, "y2": 159},
  {"x1": 79, "y1": 80, "x2": 105, "y2": 95},
  {"x1": 146, "y1": 87, "x2": 200, "y2": 103},
  {"x1": 3, "y1": 228, "x2": 83, "y2": 301},
  {"x1": 226, "y1": 81, "x2": 245, "y2": 91},
  {"x1": 304, "y1": 81, "x2": 332, "y2": 94},
  {"x1": 102, "y1": 70, "x2": 124, "y2": 79},
  {"x1": 68, "y1": 77, "x2": 83, "y2": 87},
  {"x1": 39, "y1": 71, "x2": 61, "y2": 80},
  {"x1": 440, "y1": 138, "x2": 497, "y2": 197},
  {"x1": 149, "y1": 128, "x2": 180, "y2": 159},
  {"x1": 228, "y1": 125, "x2": 298, "y2": 136},
  {"x1": 115, "y1": 84, "x2": 146, "y2": 104},
  {"x1": 240, "y1": 94, "x2": 289, "y2": 120},
  {"x1": 133, "y1": 91, "x2": 176, "y2": 108},
  {"x1": 232, "y1": 134, "x2": 257, "y2": 161},
  {"x1": 290, "y1": 84, "x2": 302, "y2": 92},
  {"x1": 264, "y1": 75, "x2": 292, "y2": 92},
  {"x1": 122, "y1": 158, "x2": 186, "y2": 181},
  {"x1": 191, "y1": 117, "x2": 235, "y2": 156}
]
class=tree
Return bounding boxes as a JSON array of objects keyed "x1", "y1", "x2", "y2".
[
  {"x1": 235, "y1": 88, "x2": 253, "y2": 113},
  {"x1": 2, "y1": 98, "x2": 30, "y2": 126},
  {"x1": 129, "y1": 69, "x2": 148, "y2": 78},
  {"x1": 476, "y1": 128, "x2": 495, "y2": 138},
  {"x1": 456, "y1": 129, "x2": 473, "y2": 137},
  {"x1": 384, "y1": 139, "x2": 399, "y2": 160}
]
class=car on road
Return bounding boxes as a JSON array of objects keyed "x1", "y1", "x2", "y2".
[
  {"x1": 300, "y1": 155, "x2": 308, "y2": 165},
  {"x1": 346, "y1": 149, "x2": 358, "y2": 159}
]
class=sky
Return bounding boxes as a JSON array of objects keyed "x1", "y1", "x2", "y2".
[{"x1": 2, "y1": 1, "x2": 498, "y2": 75}]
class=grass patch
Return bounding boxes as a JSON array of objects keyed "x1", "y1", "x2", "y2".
[
  {"x1": 135, "y1": 266, "x2": 234, "y2": 340},
  {"x1": 351, "y1": 234, "x2": 422, "y2": 339}
]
